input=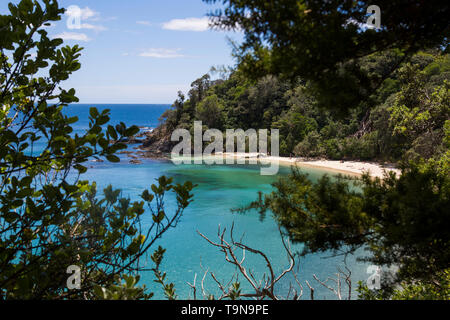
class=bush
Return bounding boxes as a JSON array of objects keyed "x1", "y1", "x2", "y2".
[{"x1": 293, "y1": 131, "x2": 325, "y2": 158}]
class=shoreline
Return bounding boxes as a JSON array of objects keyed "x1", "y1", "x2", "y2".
[
  {"x1": 223, "y1": 153, "x2": 400, "y2": 178},
  {"x1": 279, "y1": 158, "x2": 400, "y2": 178},
  {"x1": 167, "y1": 152, "x2": 401, "y2": 178}
]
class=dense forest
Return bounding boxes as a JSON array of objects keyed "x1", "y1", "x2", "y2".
[{"x1": 154, "y1": 50, "x2": 449, "y2": 165}]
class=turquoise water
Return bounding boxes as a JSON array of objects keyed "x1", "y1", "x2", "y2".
[{"x1": 64, "y1": 105, "x2": 369, "y2": 299}]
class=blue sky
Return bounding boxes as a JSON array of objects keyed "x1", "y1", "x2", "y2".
[{"x1": 1, "y1": 0, "x2": 241, "y2": 103}]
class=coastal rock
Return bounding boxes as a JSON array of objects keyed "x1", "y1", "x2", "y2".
[
  {"x1": 138, "y1": 125, "x2": 173, "y2": 157},
  {"x1": 120, "y1": 137, "x2": 144, "y2": 144}
]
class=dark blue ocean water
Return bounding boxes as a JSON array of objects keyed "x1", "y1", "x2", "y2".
[
  {"x1": 65, "y1": 103, "x2": 168, "y2": 132},
  {"x1": 59, "y1": 104, "x2": 370, "y2": 299}
]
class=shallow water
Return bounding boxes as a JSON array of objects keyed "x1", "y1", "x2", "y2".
[
  {"x1": 82, "y1": 156, "x2": 369, "y2": 300},
  {"x1": 31, "y1": 104, "x2": 371, "y2": 299}
]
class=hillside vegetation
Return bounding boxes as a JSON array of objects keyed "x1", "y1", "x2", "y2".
[{"x1": 153, "y1": 50, "x2": 449, "y2": 165}]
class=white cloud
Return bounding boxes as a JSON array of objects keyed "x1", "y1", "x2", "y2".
[
  {"x1": 139, "y1": 48, "x2": 184, "y2": 59},
  {"x1": 78, "y1": 23, "x2": 107, "y2": 32},
  {"x1": 136, "y1": 21, "x2": 152, "y2": 26},
  {"x1": 162, "y1": 17, "x2": 210, "y2": 32},
  {"x1": 53, "y1": 32, "x2": 91, "y2": 42},
  {"x1": 102, "y1": 16, "x2": 118, "y2": 22}
]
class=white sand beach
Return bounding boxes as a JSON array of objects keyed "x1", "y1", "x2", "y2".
[
  {"x1": 216, "y1": 153, "x2": 401, "y2": 178},
  {"x1": 170, "y1": 152, "x2": 401, "y2": 178}
]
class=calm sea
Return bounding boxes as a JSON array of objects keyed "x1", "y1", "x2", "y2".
[{"x1": 63, "y1": 104, "x2": 369, "y2": 299}]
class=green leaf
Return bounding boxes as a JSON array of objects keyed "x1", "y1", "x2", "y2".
[
  {"x1": 89, "y1": 107, "x2": 99, "y2": 118},
  {"x1": 124, "y1": 126, "x2": 139, "y2": 137},
  {"x1": 106, "y1": 155, "x2": 120, "y2": 163},
  {"x1": 152, "y1": 210, "x2": 165, "y2": 224},
  {"x1": 67, "y1": 116, "x2": 78, "y2": 124},
  {"x1": 141, "y1": 189, "x2": 154, "y2": 202},
  {"x1": 74, "y1": 164, "x2": 87, "y2": 173},
  {"x1": 107, "y1": 125, "x2": 118, "y2": 140},
  {"x1": 19, "y1": 176, "x2": 33, "y2": 187}
]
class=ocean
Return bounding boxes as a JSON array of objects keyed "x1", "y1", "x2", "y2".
[{"x1": 63, "y1": 104, "x2": 369, "y2": 299}]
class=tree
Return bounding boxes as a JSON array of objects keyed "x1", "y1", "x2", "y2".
[
  {"x1": 197, "y1": 1, "x2": 450, "y2": 299},
  {"x1": 293, "y1": 131, "x2": 324, "y2": 158},
  {"x1": 0, "y1": 0, "x2": 195, "y2": 299},
  {"x1": 388, "y1": 66, "x2": 449, "y2": 159},
  {"x1": 193, "y1": 224, "x2": 353, "y2": 300},
  {"x1": 204, "y1": 0, "x2": 449, "y2": 113},
  {"x1": 196, "y1": 94, "x2": 225, "y2": 129},
  {"x1": 188, "y1": 74, "x2": 212, "y2": 110},
  {"x1": 239, "y1": 162, "x2": 450, "y2": 298}
]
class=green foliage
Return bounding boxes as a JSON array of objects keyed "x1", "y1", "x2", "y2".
[
  {"x1": 389, "y1": 69, "x2": 449, "y2": 140},
  {"x1": 228, "y1": 282, "x2": 241, "y2": 300},
  {"x1": 293, "y1": 131, "x2": 324, "y2": 158},
  {"x1": 151, "y1": 19, "x2": 449, "y2": 301},
  {"x1": 151, "y1": 246, "x2": 177, "y2": 300},
  {"x1": 241, "y1": 161, "x2": 450, "y2": 296},
  {"x1": 0, "y1": 175, "x2": 194, "y2": 299},
  {"x1": 196, "y1": 94, "x2": 225, "y2": 129},
  {"x1": 193, "y1": 0, "x2": 450, "y2": 301},
  {"x1": 93, "y1": 274, "x2": 153, "y2": 300},
  {"x1": 323, "y1": 138, "x2": 342, "y2": 160},
  {"x1": 204, "y1": 0, "x2": 449, "y2": 113},
  {"x1": 160, "y1": 49, "x2": 448, "y2": 162},
  {"x1": 357, "y1": 269, "x2": 450, "y2": 300},
  {"x1": 0, "y1": 0, "x2": 196, "y2": 299}
]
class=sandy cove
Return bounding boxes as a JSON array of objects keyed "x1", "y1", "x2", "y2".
[{"x1": 201, "y1": 153, "x2": 402, "y2": 178}]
